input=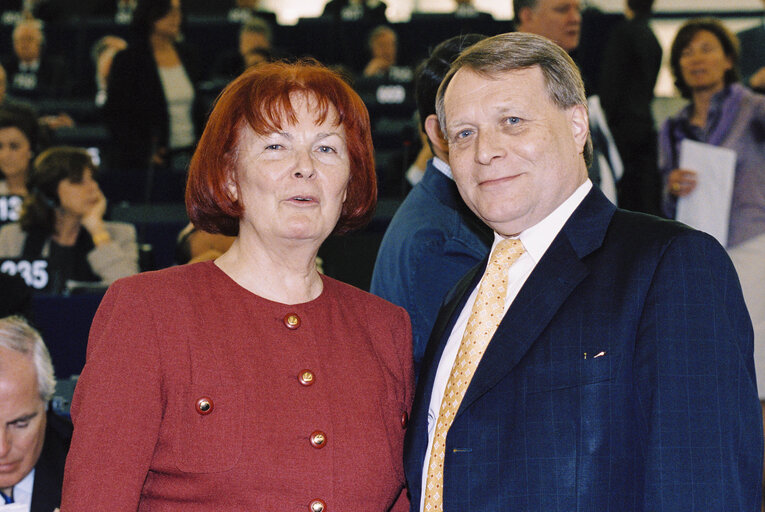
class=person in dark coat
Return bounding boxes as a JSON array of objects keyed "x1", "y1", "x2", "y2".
[
  {"x1": 0, "y1": 315, "x2": 72, "y2": 510},
  {"x1": 598, "y1": 0, "x2": 662, "y2": 215},
  {"x1": 102, "y1": 0, "x2": 202, "y2": 176}
]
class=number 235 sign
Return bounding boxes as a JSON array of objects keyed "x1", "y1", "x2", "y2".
[{"x1": 0, "y1": 259, "x2": 49, "y2": 289}]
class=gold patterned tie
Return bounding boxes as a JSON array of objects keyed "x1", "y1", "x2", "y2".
[{"x1": 423, "y1": 238, "x2": 525, "y2": 511}]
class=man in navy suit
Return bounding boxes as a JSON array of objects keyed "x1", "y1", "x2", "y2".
[
  {"x1": 0, "y1": 316, "x2": 72, "y2": 511},
  {"x1": 403, "y1": 32, "x2": 762, "y2": 511}
]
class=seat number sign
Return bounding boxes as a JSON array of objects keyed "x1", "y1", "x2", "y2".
[{"x1": 0, "y1": 259, "x2": 49, "y2": 289}]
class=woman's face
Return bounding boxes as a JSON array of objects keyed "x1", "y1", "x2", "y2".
[
  {"x1": 0, "y1": 127, "x2": 32, "y2": 181},
  {"x1": 153, "y1": 0, "x2": 182, "y2": 40},
  {"x1": 679, "y1": 29, "x2": 732, "y2": 95},
  {"x1": 56, "y1": 167, "x2": 101, "y2": 217},
  {"x1": 230, "y1": 94, "x2": 351, "y2": 246}
]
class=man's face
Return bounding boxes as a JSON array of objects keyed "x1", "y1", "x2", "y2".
[
  {"x1": 442, "y1": 66, "x2": 588, "y2": 236},
  {"x1": 0, "y1": 347, "x2": 47, "y2": 493},
  {"x1": 519, "y1": 0, "x2": 581, "y2": 52},
  {"x1": 12, "y1": 25, "x2": 43, "y2": 63},
  {"x1": 371, "y1": 30, "x2": 397, "y2": 65}
]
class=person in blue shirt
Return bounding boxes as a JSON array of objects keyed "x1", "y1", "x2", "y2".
[{"x1": 370, "y1": 34, "x2": 492, "y2": 379}]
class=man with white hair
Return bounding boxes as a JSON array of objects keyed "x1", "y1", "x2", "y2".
[
  {"x1": 0, "y1": 316, "x2": 71, "y2": 511},
  {"x1": 1, "y1": 19, "x2": 68, "y2": 100}
]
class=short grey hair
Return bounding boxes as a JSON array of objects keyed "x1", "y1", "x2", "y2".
[
  {"x1": 0, "y1": 316, "x2": 56, "y2": 402},
  {"x1": 435, "y1": 32, "x2": 592, "y2": 167}
]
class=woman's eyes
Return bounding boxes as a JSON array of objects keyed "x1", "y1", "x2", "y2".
[{"x1": 263, "y1": 144, "x2": 337, "y2": 153}]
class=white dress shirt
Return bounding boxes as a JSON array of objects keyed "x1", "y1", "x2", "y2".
[
  {"x1": 419, "y1": 180, "x2": 593, "y2": 510},
  {"x1": 0, "y1": 468, "x2": 34, "y2": 511}
]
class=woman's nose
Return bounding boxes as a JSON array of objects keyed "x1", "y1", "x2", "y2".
[{"x1": 292, "y1": 150, "x2": 316, "y2": 179}]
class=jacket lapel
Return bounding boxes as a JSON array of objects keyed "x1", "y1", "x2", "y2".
[
  {"x1": 458, "y1": 187, "x2": 615, "y2": 414},
  {"x1": 405, "y1": 262, "x2": 484, "y2": 481}
]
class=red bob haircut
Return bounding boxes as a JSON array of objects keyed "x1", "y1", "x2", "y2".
[{"x1": 186, "y1": 60, "x2": 377, "y2": 236}]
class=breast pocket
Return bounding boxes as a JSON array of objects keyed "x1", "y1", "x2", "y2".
[
  {"x1": 170, "y1": 382, "x2": 243, "y2": 473},
  {"x1": 525, "y1": 352, "x2": 621, "y2": 394}
]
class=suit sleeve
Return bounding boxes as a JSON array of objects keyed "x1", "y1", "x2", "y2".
[
  {"x1": 633, "y1": 231, "x2": 762, "y2": 511},
  {"x1": 61, "y1": 278, "x2": 163, "y2": 510}
]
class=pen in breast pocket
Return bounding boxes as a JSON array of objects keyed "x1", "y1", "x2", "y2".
[{"x1": 583, "y1": 351, "x2": 606, "y2": 359}]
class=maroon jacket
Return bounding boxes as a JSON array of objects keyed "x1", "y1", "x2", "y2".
[{"x1": 62, "y1": 261, "x2": 413, "y2": 511}]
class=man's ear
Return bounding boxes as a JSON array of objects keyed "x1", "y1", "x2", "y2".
[
  {"x1": 517, "y1": 6, "x2": 534, "y2": 28},
  {"x1": 570, "y1": 104, "x2": 589, "y2": 152},
  {"x1": 424, "y1": 114, "x2": 448, "y2": 156}
]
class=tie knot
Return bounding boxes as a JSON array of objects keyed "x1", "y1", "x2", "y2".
[{"x1": 489, "y1": 238, "x2": 525, "y2": 271}]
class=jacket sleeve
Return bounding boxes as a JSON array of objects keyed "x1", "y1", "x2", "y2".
[
  {"x1": 86, "y1": 222, "x2": 139, "y2": 283},
  {"x1": 61, "y1": 278, "x2": 163, "y2": 510},
  {"x1": 634, "y1": 230, "x2": 762, "y2": 511}
]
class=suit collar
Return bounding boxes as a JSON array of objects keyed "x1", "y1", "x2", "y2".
[{"x1": 420, "y1": 161, "x2": 493, "y2": 243}]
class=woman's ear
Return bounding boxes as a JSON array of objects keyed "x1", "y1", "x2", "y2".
[{"x1": 226, "y1": 179, "x2": 238, "y2": 202}]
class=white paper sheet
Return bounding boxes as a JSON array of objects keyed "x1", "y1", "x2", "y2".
[{"x1": 676, "y1": 139, "x2": 737, "y2": 247}]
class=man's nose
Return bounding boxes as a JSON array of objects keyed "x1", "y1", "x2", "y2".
[{"x1": 475, "y1": 130, "x2": 507, "y2": 165}]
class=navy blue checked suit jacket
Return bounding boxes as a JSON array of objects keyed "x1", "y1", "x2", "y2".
[{"x1": 403, "y1": 187, "x2": 762, "y2": 511}]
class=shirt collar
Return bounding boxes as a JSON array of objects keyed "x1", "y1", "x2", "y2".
[
  {"x1": 431, "y1": 156, "x2": 453, "y2": 180},
  {"x1": 490, "y1": 179, "x2": 593, "y2": 264},
  {"x1": 3, "y1": 468, "x2": 34, "y2": 506}
]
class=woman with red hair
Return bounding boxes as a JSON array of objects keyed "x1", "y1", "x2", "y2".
[{"x1": 61, "y1": 61, "x2": 413, "y2": 511}]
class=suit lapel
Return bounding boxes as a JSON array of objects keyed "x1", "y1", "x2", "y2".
[
  {"x1": 405, "y1": 262, "x2": 484, "y2": 487},
  {"x1": 458, "y1": 188, "x2": 615, "y2": 415}
]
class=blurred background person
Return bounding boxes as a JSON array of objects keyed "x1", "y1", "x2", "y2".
[
  {"x1": 0, "y1": 146, "x2": 138, "y2": 294},
  {"x1": 210, "y1": 16, "x2": 274, "y2": 83},
  {"x1": 0, "y1": 315, "x2": 71, "y2": 510},
  {"x1": 659, "y1": 17, "x2": 765, "y2": 416},
  {"x1": 322, "y1": 0, "x2": 388, "y2": 24},
  {"x1": 370, "y1": 34, "x2": 492, "y2": 378},
  {"x1": 514, "y1": 0, "x2": 622, "y2": 205},
  {"x1": 103, "y1": 0, "x2": 202, "y2": 192},
  {"x1": 737, "y1": 0, "x2": 765, "y2": 94},
  {"x1": 361, "y1": 25, "x2": 412, "y2": 83},
  {"x1": 513, "y1": 0, "x2": 580, "y2": 54},
  {"x1": 1, "y1": 19, "x2": 69, "y2": 101},
  {"x1": 598, "y1": 0, "x2": 662, "y2": 215},
  {"x1": 62, "y1": 61, "x2": 412, "y2": 510},
  {"x1": 89, "y1": 35, "x2": 127, "y2": 108},
  {"x1": 0, "y1": 109, "x2": 39, "y2": 228},
  {"x1": 363, "y1": 25, "x2": 396, "y2": 77},
  {"x1": 0, "y1": 63, "x2": 70, "y2": 136}
]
